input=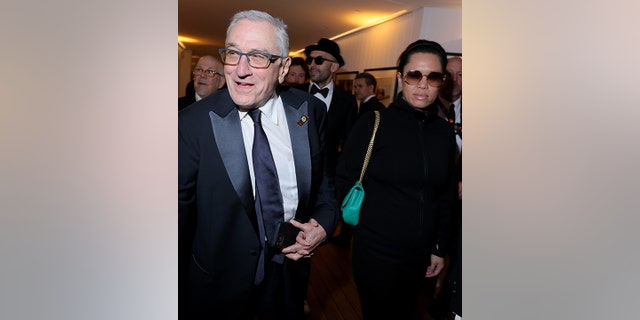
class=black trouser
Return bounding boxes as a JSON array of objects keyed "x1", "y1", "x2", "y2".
[{"x1": 352, "y1": 244, "x2": 427, "y2": 320}]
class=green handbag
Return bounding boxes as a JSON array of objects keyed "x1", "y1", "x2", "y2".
[{"x1": 341, "y1": 110, "x2": 380, "y2": 226}]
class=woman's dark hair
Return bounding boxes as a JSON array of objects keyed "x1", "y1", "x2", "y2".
[{"x1": 396, "y1": 39, "x2": 448, "y2": 74}]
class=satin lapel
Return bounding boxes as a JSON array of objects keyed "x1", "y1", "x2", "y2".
[
  {"x1": 283, "y1": 97, "x2": 311, "y2": 208},
  {"x1": 208, "y1": 105, "x2": 254, "y2": 216}
]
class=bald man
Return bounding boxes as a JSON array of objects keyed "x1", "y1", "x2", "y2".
[
  {"x1": 447, "y1": 57, "x2": 461, "y2": 152},
  {"x1": 447, "y1": 57, "x2": 462, "y2": 103},
  {"x1": 178, "y1": 55, "x2": 226, "y2": 111},
  {"x1": 437, "y1": 57, "x2": 462, "y2": 153}
]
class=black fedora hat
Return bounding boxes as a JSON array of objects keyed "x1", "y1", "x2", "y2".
[{"x1": 304, "y1": 38, "x2": 345, "y2": 67}]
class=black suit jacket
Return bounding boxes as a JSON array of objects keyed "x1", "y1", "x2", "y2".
[
  {"x1": 296, "y1": 83, "x2": 358, "y2": 176},
  {"x1": 178, "y1": 94, "x2": 197, "y2": 111},
  {"x1": 178, "y1": 86, "x2": 339, "y2": 317},
  {"x1": 358, "y1": 96, "x2": 386, "y2": 118}
]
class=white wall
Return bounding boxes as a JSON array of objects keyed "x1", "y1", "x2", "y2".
[
  {"x1": 335, "y1": 9, "x2": 424, "y2": 72},
  {"x1": 420, "y1": 7, "x2": 462, "y2": 54},
  {"x1": 332, "y1": 6, "x2": 462, "y2": 73}
]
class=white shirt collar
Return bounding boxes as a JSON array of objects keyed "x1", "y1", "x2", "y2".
[
  {"x1": 363, "y1": 94, "x2": 376, "y2": 103},
  {"x1": 310, "y1": 81, "x2": 334, "y2": 109},
  {"x1": 310, "y1": 81, "x2": 334, "y2": 92},
  {"x1": 239, "y1": 95, "x2": 281, "y2": 126},
  {"x1": 452, "y1": 97, "x2": 461, "y2": 109}
]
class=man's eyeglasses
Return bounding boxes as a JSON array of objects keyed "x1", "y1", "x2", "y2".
[
  {"x1": 403, "y1": 70, "x2": 446, "y2": 88},
  {"x1": 218, "y1": 48, "x2": 283, "y2": 69},
  {"x1": 305, "y1": 56, "x2": 337, "y2": 66},
  {"x1": 193, "y1": 68, "x2": 222, "y2": 78}
]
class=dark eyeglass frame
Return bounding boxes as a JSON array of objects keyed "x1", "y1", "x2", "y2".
[
  {"x1": 402, "y1": 70, "x2": 446, "y2": 88},
  {"x1": 193, "y1": 68, "x2": 222, "y2": 78},
  {"x1": 218, "y1": 48, "x2": 283, "y2": 69},
  {"x1": 305, "y1": 56, "x2": 337, "y2": 66}
]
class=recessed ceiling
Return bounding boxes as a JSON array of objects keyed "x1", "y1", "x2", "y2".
[{"x1": 179, "y1": 0, "x2": 461, "y2": 62}]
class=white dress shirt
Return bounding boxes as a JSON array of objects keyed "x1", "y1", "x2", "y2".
[{"x1": 452, "y1": 97, "x2": 462, "y2": 154}]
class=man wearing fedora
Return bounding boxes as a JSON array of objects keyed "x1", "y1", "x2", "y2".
[{"x1": 297, "y1": 38, "x2": 358, "y2": 246}]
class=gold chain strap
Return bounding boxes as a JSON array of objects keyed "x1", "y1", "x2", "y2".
[{"x1": 358, "y1": 110, "x2": 380, "y2": 183}]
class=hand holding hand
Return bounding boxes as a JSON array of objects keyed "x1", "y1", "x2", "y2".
[{"x1": 282, "y1": 218, "x2": 327, "y2": 261}]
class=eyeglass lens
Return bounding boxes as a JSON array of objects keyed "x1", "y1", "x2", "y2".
[
  {"x1": 306, "y1": 56, "x2": 334, "y2": 65},
  {"x1": 194, "y1": 68, "x2": 219, "y2": 77},
  {"x1": 404, "y1": 70, "x2": 445, "y2": 87},
  {"x1": 219, "y1": 49, "x2": 276, "y2": 68}
]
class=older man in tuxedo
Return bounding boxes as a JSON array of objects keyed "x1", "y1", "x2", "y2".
[
  {"x1": 178, "y1": 55, "x2": 226, "y2": 111},
  {"x1": 179, "y1": 10, "x2": 338, "y2": 319}
]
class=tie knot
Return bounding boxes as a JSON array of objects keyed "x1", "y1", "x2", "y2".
[
  {"x1": 311, "y1": 85, "x2": 329, "y2": 98},
  {"x1": 248, "y1": 108, "x2": 262, "y2": 124}
]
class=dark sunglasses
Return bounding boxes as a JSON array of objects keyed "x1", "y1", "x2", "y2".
[
  {"x1": 403, "y1": 70, "x2": 446, "y2": 87},
  {"x1": 305, "y1": 56, "x2": 337, "y2": 65}
]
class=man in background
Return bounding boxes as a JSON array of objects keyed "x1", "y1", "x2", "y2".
[
  {"x1": 353, "y1": 72, "x2": 385, "y2": 118},
  {"x1": 430, "y1": 56, "x2": 462, "y2": 320},
  {"x1": 283, "y1": 57, "x2": 309, "y2": 86},
  {"x1": 298, "y1": 38, "x2": 358, "y2": 177},
  {"x1": 178, "y1": 55, "x2": 225, "y2": 111},
  {"x1": 437, "y1": 56, "x2": 462, "y2": 155},
  {"x1": 297, "y1": 38, "x2": 358, "y2": 248}
]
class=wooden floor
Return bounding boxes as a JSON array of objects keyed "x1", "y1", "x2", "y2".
[
  {"x1": 306, "y1": 238, "x2": 361, "y2": 320},
  {"x1": 305, "y1": 226, "x2": 443, "y2": 320}
]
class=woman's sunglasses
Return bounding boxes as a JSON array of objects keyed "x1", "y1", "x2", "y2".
[{"x1": 403, "y1": 70, "x2": 446, "y2": 87}]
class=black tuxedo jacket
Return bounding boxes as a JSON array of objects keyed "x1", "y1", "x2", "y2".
[
  {"x1": 296, "y1": 83, "x2": 358, "y2": 175},
  {"x1": 178, "y1": 94, "x2": 196, "y2": 111},
  {"x1": 358, "y1": 96, "x2": 386, "y2": 118},
  {"x1": 178, "y1": 86, "x2": 339, "y2": 317}
]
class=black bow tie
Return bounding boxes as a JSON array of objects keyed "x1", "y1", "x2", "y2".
[{"x1": 310, "y1": 85, "x2": 329, "y2": 98}]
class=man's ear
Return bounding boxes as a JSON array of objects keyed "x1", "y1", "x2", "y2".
[
  {"x1": 278, "y1": 56, "x2": 292, "y2": 83},
  {"x1": 330, "y1": 62, "x2": 339, "y2": 73}
]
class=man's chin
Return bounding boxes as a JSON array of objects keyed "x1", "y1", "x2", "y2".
[{"x1": 229, "y1": 95, "x2": 258, "y2": 111}]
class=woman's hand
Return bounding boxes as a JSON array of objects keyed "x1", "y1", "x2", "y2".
[{"x1": 425, "y1": 254, "x2": 445, "y2": 277}]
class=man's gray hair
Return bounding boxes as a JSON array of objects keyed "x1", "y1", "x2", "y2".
[{"x1": 226, "y1": 10, "x2": 289, "y2": 57}]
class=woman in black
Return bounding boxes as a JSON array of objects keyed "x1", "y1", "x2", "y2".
[{"x1": 336, "y1": 39, "x2": 457, "y2": 319}]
